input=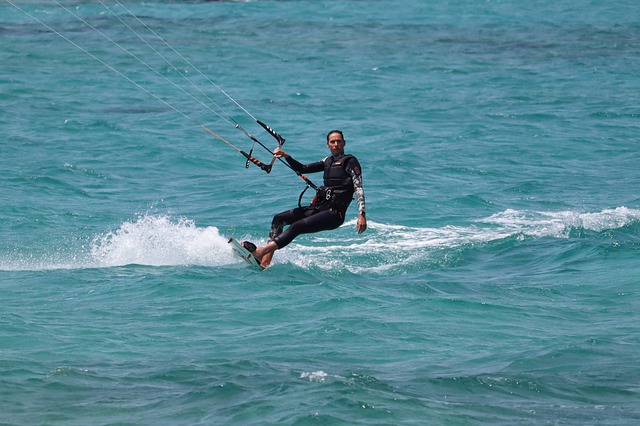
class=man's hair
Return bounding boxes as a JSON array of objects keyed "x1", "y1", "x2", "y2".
[{"x1": 326, "y1": 130, "x2": 344, "y2": 141}]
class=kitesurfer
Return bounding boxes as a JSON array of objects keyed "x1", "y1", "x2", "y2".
[{"x1": 244, "y1": 130, "x2": 367, "y2": 268}]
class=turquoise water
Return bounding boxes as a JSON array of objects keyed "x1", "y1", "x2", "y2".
[{"x1": 2, "y1": 0, "x2": 640, "y2": 424}]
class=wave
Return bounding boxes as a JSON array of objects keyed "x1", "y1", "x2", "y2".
[
  {"x1": 293, "y1": 206, "x2": 640, "y2": 273},
  {"x1": 478, "y1": 207, "x2": 640, "y2": 236},
  {"x1": 1, "y1": 207, "x2": 639, "y2": 272},
  {"x1": 89, "y1": 215, "x2": 234, "y2": 268},
  {"x1": 0, "y1": 215, "x2": 236, "y2": 272}
]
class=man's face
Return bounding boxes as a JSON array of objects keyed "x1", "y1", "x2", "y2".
[{"x1": 327, "y1": 133, "x2": 345, "y2": 156}]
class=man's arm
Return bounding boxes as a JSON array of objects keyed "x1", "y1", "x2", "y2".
[
  {"x1": 274, "y1": 148, "x2": 324, "y2": 174},
  {"x1": 285, "y1": 156, "x2": 325, "y2": 174},
  {"x1": 346, "y1": 158, "x2": 367, "y2": 234}
]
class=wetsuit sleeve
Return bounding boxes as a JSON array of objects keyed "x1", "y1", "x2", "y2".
[
  {"x1": 285, "y1": 156, "x2": 325, "y2": 174},
  {"x1": 345, "y1": 157, "x2": 366, "y2": 216}
]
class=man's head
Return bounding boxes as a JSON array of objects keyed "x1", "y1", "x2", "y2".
[{"x1": 326, "y1": 130, "x2": 345, "y2": 156}]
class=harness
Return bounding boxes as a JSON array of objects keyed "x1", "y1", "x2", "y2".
[{"x1": 312, "y1": 155, "x2": 355, "y2": 210}]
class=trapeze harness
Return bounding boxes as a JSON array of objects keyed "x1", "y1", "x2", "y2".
[{"x1": 313, "y1": 154, "x2": 356, "y2": 211}]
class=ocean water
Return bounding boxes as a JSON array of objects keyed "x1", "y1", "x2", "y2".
[{"x1": 1, "y1": 0, "x2": 640, "y2": 424}]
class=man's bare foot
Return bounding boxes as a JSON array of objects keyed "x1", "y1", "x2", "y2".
[
  {"x1": 248, "y1": 241, "x2": 279, "y2": 268},
  {"x1": 260, "y1": 251, "x2": 274, "y2": 268}
]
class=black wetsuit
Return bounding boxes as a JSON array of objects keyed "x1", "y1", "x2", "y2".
[{"x1": 269, "y1": 154, "x2": 366, "y2": 248}]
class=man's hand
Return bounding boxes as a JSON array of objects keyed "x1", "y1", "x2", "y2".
[
  {"x1": 356, "y1": 213, "x2": 367, "y2": 234},
  {"x1": 273, "y1": 147, "x2": 289, "y2": 158}
]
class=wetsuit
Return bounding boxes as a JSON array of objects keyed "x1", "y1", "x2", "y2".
[{"x1": 269, "y1": 153, "x2": 366, "y2": 248}]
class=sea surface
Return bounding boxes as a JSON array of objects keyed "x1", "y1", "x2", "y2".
[{"x1": 1, "y1": 0, "x2": 640, "y2": 424}]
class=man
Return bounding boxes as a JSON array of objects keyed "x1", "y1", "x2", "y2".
[{"x1": 244, "y1": 130, "x2": 367, "y2": 268}]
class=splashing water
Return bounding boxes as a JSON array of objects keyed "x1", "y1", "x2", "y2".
[
  {"x1": 90, "y1": 215, "x2": 233, "y2": 268},
  {"x1": 1, "y1": 208, "x2": 638, "y2": 272}
]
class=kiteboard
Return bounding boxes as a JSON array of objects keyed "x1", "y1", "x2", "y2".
[{"x1": 228, "y1": 237, "x2": 265, "y2": 271}]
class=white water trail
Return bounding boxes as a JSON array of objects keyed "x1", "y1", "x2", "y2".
[
  {"x1": 89, "y1": 215, "x2": 233, "y2": 268},
  {"x1": 1, "y1": 207, "x2": 638, "y2": 272}
]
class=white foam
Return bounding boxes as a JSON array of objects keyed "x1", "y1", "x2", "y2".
[
  {"x1": 2, "y1": 207, "x2": 638, "y2": 272},
  {"x1": 283, "y1": 207, "x2": 640, "y2": 273},
  {"x1": 480, "y1": 206, "x2": 640, "y2": 236},
  {"x1": 300, "y1": 371, "x2": 328, "y2": 382},
  {"x1": 90, "y1": 215, "x2": 234, "y2": 268},
  {"x1": 0, "y1": 215, "x2": 235, "y2": 271}
]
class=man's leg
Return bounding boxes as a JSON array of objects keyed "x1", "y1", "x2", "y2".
[
  {"x1": 249, "y1": 207, "x2": 309, "y2": 268},
  {"x1": 258, "y1": 209, "x2": 343, "y2": 267},
  {"x1": 249, "y1": 208, "x2": 343, "y2": 268},
  {"x1": 272, "y1": 209, "x2": 343, "y2": 248}
]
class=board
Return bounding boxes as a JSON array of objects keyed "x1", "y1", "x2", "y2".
[{"x1": 228, "y1": 237, "x2": 265, "y2": 271}]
